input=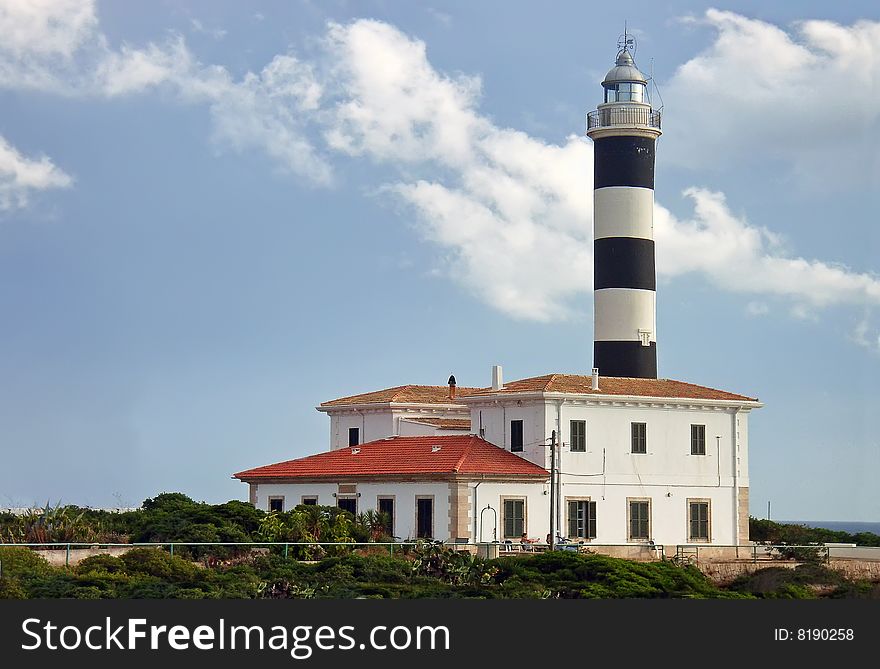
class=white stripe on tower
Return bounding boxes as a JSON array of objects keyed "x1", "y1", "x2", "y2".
[
  {"x1": 593, "y1": 187, "x2": 654, "y2": 240},
  {"x1": 586, "y1": 45, "x2": 661, "y2": 379}
]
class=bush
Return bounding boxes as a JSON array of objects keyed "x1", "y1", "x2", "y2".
[
  {"x1": 75, "y1": 554, "x2": 127, "y2": 575},
  {"x1": 0, "y1": 547, "x2": 53, "y2": 578},
  {"x1": 729, "y1": 564, "x2": 844, "y2": 599},
  {"x1": 489, "y1": 551, "x2": 741, "y2": 599},
  {"x1": 120, "y1": 548, "x2": 199, "y2": 581},
  {"x1": 0, "y1": 577, "x2": 27, "y2": 599}
]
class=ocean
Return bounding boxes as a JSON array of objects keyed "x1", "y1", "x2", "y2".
[{"x1": 777, "y1": 520, "x2": 880, "y2": 535}]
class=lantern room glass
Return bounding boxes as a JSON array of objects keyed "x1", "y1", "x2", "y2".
[{"x1": 604, "y1": 82, "x2": 646, "y2": 103}]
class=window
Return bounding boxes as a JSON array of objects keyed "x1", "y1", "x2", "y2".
[
  {"x1": 348, "y1": 427, "x2": 360, "y2": 447},
  {"x1": 378, "y1": 497, "x2": 395, "y2": 536},
  {"x1": 503, "y1": 499, "x2": 526, "y2": 538},
  {"x1": 567, "y1": 499, "x2": 597, "y2": 539},
  {"x1": 604, "y1": 84, "x2": 617, "y2": 103},
  {"x1": 337, "y1": 497, "x2": 357, "y2": 515},
  {"x1": 268, "y1": 497, "x2": 284, "y2": 513},
  {"x1": 631, "y1": 422, "x2": 647, "y2": 454},
  {"x1": 301, "y1": 496, "x2": 318, "y2": 506},
  {"x1": 416, "y1": 497, "x2": 433, "y2": 539},
  {"x1": 691, "y1": 424, "x2": 706, "y2": 455},
  {"x1": 510, "y1": 420, "x2": 524, "y2": 452},
  {"x1": 570, "y1": 420, "x2": 586, "y2": 452},
  {"x1": 628, "y1": 499, "x2": 651, "y2": 541},
  {"x1": 604, "y1": 82, "x2": 646, "y2": 103},
  {"x1": 689, "y1": 501, "x2": 710, "y2": 542}
]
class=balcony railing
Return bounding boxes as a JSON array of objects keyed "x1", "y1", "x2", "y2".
[{"x1": 586, "y1": 107, "x2": 661, "y2": 132}]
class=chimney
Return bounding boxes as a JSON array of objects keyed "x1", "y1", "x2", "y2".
[
  {"x1": 492, "y1": 365, "x2": 504, "y2": 391},
  {"x1": 448, "y1": 374, "x2": 457, "y2": 400},
  {"x1": 591, "y1": 367, "x2": 600, "y2": 390}
]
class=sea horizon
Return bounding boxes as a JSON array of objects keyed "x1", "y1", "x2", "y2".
[{"x1": 776, "y1": 520, "x2": 880, "y2": 535}]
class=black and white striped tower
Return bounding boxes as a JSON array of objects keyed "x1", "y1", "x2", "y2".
[{"x1": 586, "y1": 36, "x2": 661, "y2": 379}]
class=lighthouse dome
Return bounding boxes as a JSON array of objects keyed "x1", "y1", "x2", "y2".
[{"x1": 601, "y1": 50, "x2": 648, "y2": 85}]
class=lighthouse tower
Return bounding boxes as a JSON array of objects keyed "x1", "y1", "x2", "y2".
[{"x1": 586, "y1": 36, "x2": 661, "y2": 379}]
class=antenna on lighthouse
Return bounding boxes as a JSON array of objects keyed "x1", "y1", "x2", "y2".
[{"x1": 618, "y1": 22, "x2": 636, "y2": 56}]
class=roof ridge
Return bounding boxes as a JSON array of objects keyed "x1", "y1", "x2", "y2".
[
  {"x1": 544, "y1": 373, "x2": 561, "y2": 391},
  {"x1": 389, "y1": 385, "x2": 412, "y2": 402},
  {"x1": 234, "y1": 434, "x2": 549, "y2": 480},
  {"x1": 451, "y1": 435, "x2": 476, "y2": 473}
]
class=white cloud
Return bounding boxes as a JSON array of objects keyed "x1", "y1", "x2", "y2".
[
  {"x1": 425, "y1": 8, "x2": 452, "y2": 27},
  {"x1": 0, "y1": 0, "x2": 333, "y2": 184},
  {"x1": 850, "y1": 313, "x2": 880, "y2": 353},
  {"x1": 663, "y1": 10, "x2": 880, "y2": 185},
  {"x1": 323, "y1": 19, "x2": 485, "y2": 166},
  {"x1": 746, "y1": 301, "x2": 769, "y2": 317},
  {"x1": 322, "y1": 20, "x2": 880, "y2": 323},
  {"x1": 0, "y1": 135, "x2": 72, "y2": 211},
  {"x1": 198, "y1": 55, "x2": 332, "y2": 185},
  {"x1": 322, "y1": 19, "x2": 591, "y2": 319},
  {"x1": 1, "y1": 5, "x2": 878, "y2": 340},
  {"x1": 190, "y1": 19, "x2": 227, "y2": 41},
  {"x1": 655, "y1": 188, "x2": 880, "y2": 309},
  {"x1": 0, "y1": 0, "x2": 97, "y2": 58}
]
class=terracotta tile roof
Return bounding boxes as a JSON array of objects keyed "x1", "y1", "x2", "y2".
[
  {"x1": 234, "y1": 435, "x2": 548, "y2": 480},
  {"x1": 468, "y1": 374, "x2": 758, "y2": 402},
  {"x1": 400, "y1": 417, "x2": 472, "y2": 430},
  {"x1": 320, "y1": 385, "x2": 481, "y2": 407}
]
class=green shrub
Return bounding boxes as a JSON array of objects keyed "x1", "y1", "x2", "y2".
[
  {"x1": 0, "y1": 577, "x2": 27, "y2": 599},
  {"x1": 75, "y1": 554, "x2": 127, "y2": 575},
  {"x1": 120, "y1": 548, "x2": 199, "y2": 581},
  {"x1": 0, "y1": 547, "x2": 53, "y2": 578}
]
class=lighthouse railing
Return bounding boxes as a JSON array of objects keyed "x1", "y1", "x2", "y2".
[{"x1": 587, "y1": 107, "x2": 661, "y2": 131}]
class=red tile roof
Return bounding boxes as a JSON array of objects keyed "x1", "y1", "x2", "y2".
[
  {"x1": 320, "y1": 385, "x2": 481, "y2": 407},
  {"x1": 467, "y1": 374, "x2": 758, "y2": 402},
  {"x1": 319, "y1": 375, "x2": 757, "y2": 408},
  {"x1": 234, "y1": 435, "x2": 548, "y2": 481},
  {"x1": 400, "y1": 417, "x2": 472, "y2": 430}
]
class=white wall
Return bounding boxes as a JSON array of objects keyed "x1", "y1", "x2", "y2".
[
  {"x1": 305, "y1": 395, "x2": 755, "y2": 545},
  {"x1": 473, "y1": 402, "x2": 548, "y2": 468},
  {"x1": 324, "y1": 408, "x2": 470, "y2": 449},
  {"x1": 253, "y1": 481, "x2": 450, "y2": 541},
  {"x1": 465, "y1": 397, "x2": 754, "y2": 545},
  {"x1": 557, "y1": 481, "x2": 738, "y2": 545},
  {"x1": 471, "y1": 482, "x2": 549, "y2": 543},
  {"x1": 328, "y1": 412, "x2": 394, "y2": 450},
  {"x1": 397, "y1": 420, "x2": 470, "y2": 437},
  {"x1": 471, "y1": 400, "x2": 750, "y2": 485}
]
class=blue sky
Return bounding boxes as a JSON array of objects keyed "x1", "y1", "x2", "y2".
[{"x1": 0, "y1": 1, "x2": 877, "y2": 522}]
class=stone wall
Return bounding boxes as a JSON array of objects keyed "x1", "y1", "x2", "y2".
[
  {"x1": 33, "y1": 545, "x2": 137, "y2": 567},
  {"x1": 697, "y1": 558, "x2": 880, "y2": 585}
]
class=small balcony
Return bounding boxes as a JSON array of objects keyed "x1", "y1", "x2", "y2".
[{"x1": 586, "y1": 106, "x2": 661, "y2": 132}]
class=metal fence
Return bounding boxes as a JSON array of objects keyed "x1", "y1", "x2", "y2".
[
  {"x1": 2, "y1": 541, "x2": 879, "y2": 569},
  {"x1": 586, "y1": 107, "x2": 661, "y2": 131}
]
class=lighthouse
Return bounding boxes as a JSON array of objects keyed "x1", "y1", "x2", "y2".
[{"x1": 586, "y1": 37, "x2": 661, "y2": 379}]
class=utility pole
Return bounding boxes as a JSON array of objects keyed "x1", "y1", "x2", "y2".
[{"x1": 549, "y1": 430, "x2": 556, "y2": 551}]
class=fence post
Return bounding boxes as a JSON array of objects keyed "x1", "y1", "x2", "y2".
[
  {"x1": 170, "y1": 543, "x2": 174, "y2": 557},
  {"x1": 66, "y1": 544, "x2": 70, "y2": 568},
  {"x1": 284, "y1": 543, "x2": 289, "y2": 559}
]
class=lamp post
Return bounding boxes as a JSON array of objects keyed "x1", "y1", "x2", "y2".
[{"x1": 549, "y1": 430, "x2": 556, "y2": 551}]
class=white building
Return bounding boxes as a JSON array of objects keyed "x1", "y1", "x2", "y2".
[
  {"x1": 234, "y1": 369, "x2": 761, "y2": 546},
  {"x1": 234, "y1": 40, "x2": 763, "y2": 549}
]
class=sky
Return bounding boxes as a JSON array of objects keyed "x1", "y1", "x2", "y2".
[{"x1": 0, "y1": 0, "x2": 878, "y2": 522}]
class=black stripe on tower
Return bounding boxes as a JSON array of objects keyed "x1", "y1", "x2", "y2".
[
  {"x1": 594, "y1": 238, "x2": 656, "y2": 290},
  {"x1": 594, "y1": 341, "x2": 657, "y2": 379},
  {"x1": 593, "y1": 136, "x2": 655, "y2": 189}
]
